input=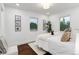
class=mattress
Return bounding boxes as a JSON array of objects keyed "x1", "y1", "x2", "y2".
[
  {"x1": 37, "y1": 32, "x2": 63, "y2": 41},
  {"x1": 36, "y1": 32, "x2": 75, "y2": 55}
]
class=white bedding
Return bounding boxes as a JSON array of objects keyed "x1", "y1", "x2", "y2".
[
  {"x1": 36, "y1": 32, "x2": 75, "y2": 55},
  {"x1": 48, "y1": 36, "x2": 75, "y2": 54}
]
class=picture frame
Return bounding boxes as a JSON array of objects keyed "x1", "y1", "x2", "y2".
[
  {"x1": 30, "y1": 17, "x2": 38, "y2": 31},
  {"x1": 15, "y1": 15, "x2": 21, "y2": 32},
  {"x1": 43, "y1": 20, "x2": 47, "y2": 31}
]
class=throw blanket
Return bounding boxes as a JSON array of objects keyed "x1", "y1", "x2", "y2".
[{"x1": 0, "y1": 40, "x2": 7, "y2": 54}]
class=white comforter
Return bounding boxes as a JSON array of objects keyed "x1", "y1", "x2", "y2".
[{"x1": 36, "y1": 32, "x2": 75, "y2": 55}]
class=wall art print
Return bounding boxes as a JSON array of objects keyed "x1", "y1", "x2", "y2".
[
  {"x1": 15, "y1": 15, "x2": 21, "y2": 32},
  {"x1": 30, "y1": 17, "x2": 38, "y2": 31}
]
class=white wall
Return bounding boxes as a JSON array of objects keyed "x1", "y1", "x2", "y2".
[
  {"x1": 50, "y1": 7, "x2": 79, "y2": 32},
  {"x1": 4, "y1": 6, "x2": 47, "y2": 47},
  {"x1": 0, "y1": 4, "x2": 5, "y2": 35},
  {"x1": 0, "y1": 4, "x2": 1, "y2": 33}
]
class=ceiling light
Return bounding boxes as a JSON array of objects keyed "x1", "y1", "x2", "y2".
[
  {"x1": 16, "y1": 3, "x2": 20, "y2": 6},
  {"x1": 40, "y1": 3, "x2": 52, "y2": 9}
]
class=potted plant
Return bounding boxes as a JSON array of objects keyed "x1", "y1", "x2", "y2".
[{"x1": 47, "y1": 21, "x2": 54, "y2": 35}]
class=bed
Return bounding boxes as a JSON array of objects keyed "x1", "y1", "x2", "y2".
[{"x1": 36, "y1": 32, "x2": 75, "y2": 55}]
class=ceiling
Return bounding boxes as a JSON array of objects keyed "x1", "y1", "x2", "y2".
[{"x1": 4, "y1": 3, "x2": 79, "y2": 15}]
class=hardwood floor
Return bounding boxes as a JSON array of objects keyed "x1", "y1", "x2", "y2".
[{"x1": 18, "y1": 44, "x2": 37, "y2": 55}]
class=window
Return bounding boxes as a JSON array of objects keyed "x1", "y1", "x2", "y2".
[{"x1": 60, "y1": 16, "x2": 70, "y2": 31}]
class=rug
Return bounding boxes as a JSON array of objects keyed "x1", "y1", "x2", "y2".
[{"x1": 18, "y1": 44, "x2": 37, "y2": 55}]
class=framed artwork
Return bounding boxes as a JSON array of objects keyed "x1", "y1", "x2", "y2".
[
  {"x1": 30, "y1": 17, "x2": 38, "y2": 31},
  {"x1": 15, "y1": 15, "x2": 21, "y2": 32},
  {"x1": 60, "y1": 16, "x2": 70, "y2": 31},
  {"x1": 43, "y1": 20, "x2": 47, "y2": 31}
]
